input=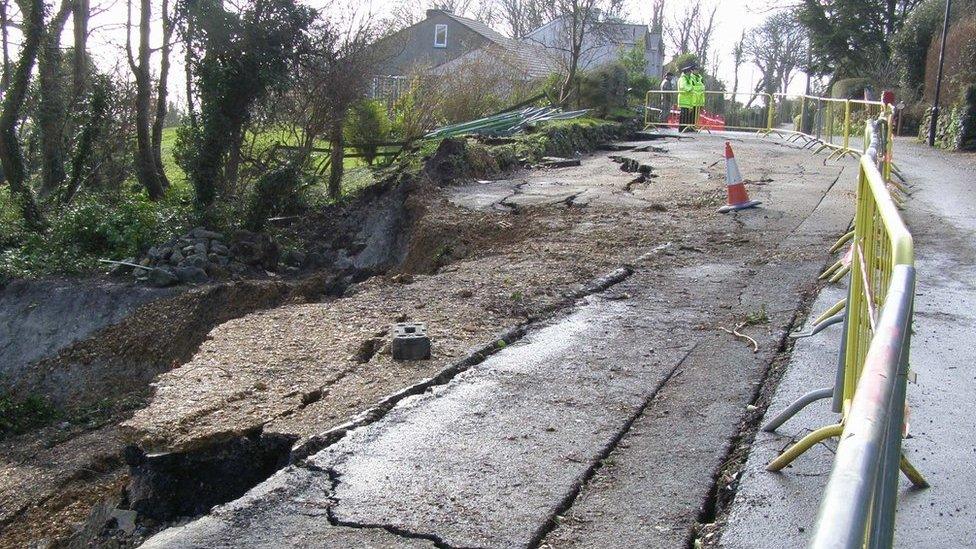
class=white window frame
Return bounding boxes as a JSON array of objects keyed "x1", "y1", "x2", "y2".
[{"x1": 434, "y1": 24, "x2": 447, "y2": 48}]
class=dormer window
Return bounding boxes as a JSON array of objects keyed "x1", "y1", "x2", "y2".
[{"x1": 434, "y1": 24, "x2": 447, "y2": 48}]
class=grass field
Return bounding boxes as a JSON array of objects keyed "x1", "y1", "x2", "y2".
[{"x1": 159, "y1": 126, "x2": 381, "y2": 187}]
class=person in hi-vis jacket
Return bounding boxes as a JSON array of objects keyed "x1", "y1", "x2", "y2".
[{"x1": 677, "y1": 63, "x2": 699, "y2": 132}]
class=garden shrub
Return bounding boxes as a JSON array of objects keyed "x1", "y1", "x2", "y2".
[
  {"x1": 345, "y1": 100, "x2": 392, "y2": 165},
  {"x1": 0, "y1": 189, "x2": 190, "y2": 278},
  {"x1": 578, "y1": 64, "x2": 629, "y2": 117},
  {"x1": 244, "y1": 166, "x2": 306, "y2": 232}
]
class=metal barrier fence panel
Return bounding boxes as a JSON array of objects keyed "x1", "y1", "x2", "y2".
[
  {"x1": 843, "y1": 153, "x2": 914, "y2": 407},
  {"x1": 643, "y1": 90, "x2": 774, "y2": 133},
  {"x1": 765, "y1": 120, "x2": 912, "y2": 476},
  {"x1": 810, "y1": 265, "x2": 916, "y2": 549}
]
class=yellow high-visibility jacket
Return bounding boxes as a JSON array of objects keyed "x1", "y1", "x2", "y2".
[
  {"x1": 677, "y1": 73, "x2": 695, "y2": 108},
  {"x1": 692, "y1": 74, "x2": 706, "y2": 107}
]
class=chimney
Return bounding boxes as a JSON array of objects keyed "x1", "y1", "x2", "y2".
[{"x1": 427, "y1": 8, "x2": 450, "y2": 18}]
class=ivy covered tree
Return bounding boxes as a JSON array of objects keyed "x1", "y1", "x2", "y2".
[{"x1": 175, "y1": 0, "x2": 314, "y2": 216}]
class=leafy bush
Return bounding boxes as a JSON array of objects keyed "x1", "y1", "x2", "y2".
[
  {"x1": 960, "y1": 85, "x2": 976, "y2": 150},
  {"x1": 391, "y1": 73, "x2": 442, "y2": 141},
  {"x1": 618, "y1": 38, "x2": 658, "y2": 101},
  {"x1": 345, "y1": 100, "x2": 392, "y2": 165},
  {"x1": 0, "y1": 188, "x2": 191, "y2": 278},
  {"x1": 832, "y1": 78, "x2": 873, "y2": 99},
  {"x1": 0, "y1": 391, "x2": 57, "y2": 438},
  {"x1": 244, "y1": 166, "x2": 307, "y2": 231},
  {"x1": 664, "y1": 53, "x2": 700, "y2": 76},
  {"x1": 578, "y1": 64, "x2": 629, "y2": 117},
  {"x1": 893, "y1": 0, "x2": 976, "y2": 96},
  {"x1": 924, "y1": 15, "x2": 976, "y2": 108}
]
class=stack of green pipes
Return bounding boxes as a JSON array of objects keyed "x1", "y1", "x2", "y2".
[{"x1": 425, "y1": 106, "x2": 590, "y2": 139}]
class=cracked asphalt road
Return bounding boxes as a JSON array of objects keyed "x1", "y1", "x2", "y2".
[{"x1": 137, "y1": 133, "x2": 854, "y2": 549}]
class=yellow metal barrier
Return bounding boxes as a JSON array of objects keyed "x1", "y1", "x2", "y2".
[
  {"x1": 767, "y1": 125, "x2": 925, "y2": 484},
  {"x1": 842, "y1": 155, "x2": 913, "y2": 408},
  {"x1": 645, "y1": 91, "x2": 894, "y2": 171},
  {"x1": 643, "y1": 90, "x2": 774, "y2": 134}
]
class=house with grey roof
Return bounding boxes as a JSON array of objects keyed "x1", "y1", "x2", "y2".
[
  {"x1": 374, "y1": 9, "x2": 662, "y2": 82},
  {"x1": 521, "y1": 16, "x2": 663, "y2": 78}
]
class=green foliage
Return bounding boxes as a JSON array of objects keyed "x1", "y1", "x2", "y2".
[
  {"x1": 0, "y1": 187, "x2": 191, "y2": 278},
  {"x1": 344, "y1": 100, "x2": 392, "y2": 165},
  {"x1": 919, "y1": 86, "x2": 976, "y2": 150},
  {"x1": 664, "y1": 53, "x2": 700, "y2": 76},
  {"x1": 831, "y1": 78, "x2": 874, "y2": 99},
  {"x1": 960, "y1": 84, "x2": 976, "y2": 150},
  {"x1": 798, "y1": 0, "x2": 921, "y2": 78},
  {"x1": 893, "y1": 0, "x2": 976, "y2": 95},
  {"x1": 491, "y1": 118, "x2": 622, "y2": 163},
  {"x1": 0, "y1": 391, "x2": 57, "y2": 438},
  {"x1": 618, "y1": 38, "x2": 655, "y2": 99},
  {"x1": 391, "y1": 76, "x2": 441, "y2": 141},
  {"x1": 244, "y1": 166, "x2": 308, "y2": 232},
  {"x1": 578, "y1": 64, "x2": 629, "y2": 117},
  {"x1": 744, "y1": 305, "x2": 770, "y2": 326},
  {"x1": 176, "y1": 0, "x2": 314, "y2": 216}
]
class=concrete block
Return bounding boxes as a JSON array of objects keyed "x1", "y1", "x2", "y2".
[{"x1": 392, "y1": 322, "x2": 431, "y2": 361}]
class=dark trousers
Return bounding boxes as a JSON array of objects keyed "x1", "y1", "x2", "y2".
[
  {"x1": 660, "y1": 100, "x2": 673, "y2": 123},
  {"x1": 679, "y1": 107, "x2": 695, "y2": 131}
]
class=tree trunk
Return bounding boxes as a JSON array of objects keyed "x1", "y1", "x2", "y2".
[
  {"x1": 328, "y1": 120, "x2": 344, "y2": 200},
  {"x1": 37, "y1": 2, "x2": 73, "y2": 198},
  {"x1": 133, "y1": 0, "x2": 164, "y2": 200},
  {"x1": 151, "y1": 0, "x2": 172, "y2": 187},
  {"x1": 0, "y1": 0, "x2": 10, "y2": 92},
  {"x1": 224, "y1": 122, "x2": 243, "y2": 197},
  {"x1": 72, "y1": 0, "x2": 88, "y2": 98},
  {"x1": 0, "y1": 0, "x2": 45, "y2": 230}
]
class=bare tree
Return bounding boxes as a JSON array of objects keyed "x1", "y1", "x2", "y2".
[
  {"x1": 295, "y1": 11, "x2": 381, "y2": 199},
  {"x1": 664, "y1": 0, "x2": 697, "y2": 56},
  {"x1": 126, "y1": 0, "x2": 165, "y2": 199},
  {"x1": 151, "y1": 0, "x2": 174, "y2": 188},
  {"x1": 731, "y1": 29, "x2": 745, "y2": 98},
  {"x1": 388, "y1": 0, "x2": 499, "y2": 31},
  {"x1": 689, "y1": 2, "x2": 716, "y2": 68},
  {"x1": 72, "y1": 0, "x2": 89, "y2": 97},
  {"x1": 743, "y1": 11, "x2": 805, "y2": 100},
  {"x1": 497, "y1": 0, "x2": 554, "y2": 38},
  {"x1": 37, "y1": 0, "x2": 73, "y2": 197},
  {"x1": 664, "y1": 0, "x2": 716, "y2": 67},
  {"x1": 0, "y1": 0, "x2": 11, "y2": 91},
  {"x1": 525, "y1": 0, "x2": 624, "y2": 105},
  {"x1": 649, "y1": 0, "x2": 663, "y2": 33}
]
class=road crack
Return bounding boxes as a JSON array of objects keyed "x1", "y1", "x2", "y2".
[
  {"x1": 318, "y1": 466, "x2": 472, "y2": 549},
  {"x1": 527, "y1": 342, "x2": 702, "y2": 548}
]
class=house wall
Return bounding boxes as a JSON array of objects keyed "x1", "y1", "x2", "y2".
[
  {"x1": 374, "y1": 11, "x2": 489, "y2": 76},
  {"x1": 522, "y1": 18, "x2": 663, "y2": 79}
]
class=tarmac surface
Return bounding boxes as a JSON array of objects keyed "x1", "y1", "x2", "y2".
[
  {"x1": 137, "y1": 132, "x2": 856, "y2": 549},
  {"x1": 720, "y1": 140, "x2": 976, "y2": 547}
]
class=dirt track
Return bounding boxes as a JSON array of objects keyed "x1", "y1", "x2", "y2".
[{"x1": 1, "y1": 132, "x2": 853, "y2": 547}]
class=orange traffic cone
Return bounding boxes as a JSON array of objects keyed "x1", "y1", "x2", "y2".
[{"x1": 719, "y1": 142, "x2": 761, "y2": 213}]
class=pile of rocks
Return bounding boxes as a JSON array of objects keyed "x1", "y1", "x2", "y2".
[{"x1": 114, "y1": 228, "x2": 281, "y2": 287}]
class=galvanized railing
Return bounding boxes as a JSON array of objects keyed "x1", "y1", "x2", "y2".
[
  {"x1": 643, "y1": 90, "x2": 893, "y2": 165},
  {"x1": 810, "y1": 264, "x2": 920, "y2": 549}
]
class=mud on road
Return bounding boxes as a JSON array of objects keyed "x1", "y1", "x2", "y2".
[{"x1": 1, "y1": 133, "x2": 853, "y2": 548}]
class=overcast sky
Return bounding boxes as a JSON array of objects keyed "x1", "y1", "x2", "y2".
[{"x1": 77, "y1": 0, "x2": 807, "y2": 108}]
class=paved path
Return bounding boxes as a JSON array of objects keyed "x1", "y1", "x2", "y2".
[
  {"x1": 720, "y1": 142, "x2": 976, "y2": 547},
  {"x1": 139, "y1": 134, "x2": 854, "y2": 549}
]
